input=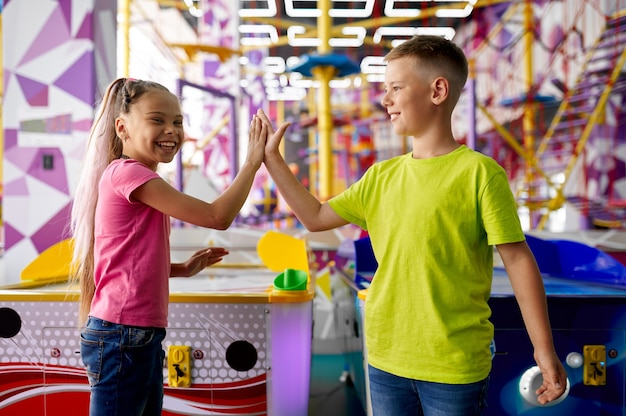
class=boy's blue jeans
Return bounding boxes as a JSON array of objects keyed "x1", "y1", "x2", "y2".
[
  {"x1": 80, "y1": 316, "x2": 166, "y2": 416},
  {"x1": 368, "y1": 364, "x2": 489, "y2": 415}
]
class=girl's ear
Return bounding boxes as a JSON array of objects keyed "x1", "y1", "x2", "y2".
[
  {"x1": 115, "y1": 117, "x2": 127, "y2": 139},
  {"x1": 431, "y1": 77, "x2": 449, "y2": 105}
]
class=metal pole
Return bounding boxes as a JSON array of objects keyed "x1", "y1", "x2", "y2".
[
  {"x1": 315, "y1": 0, "x2": 335, "y2": 200},
  {"x1": 522, "y1": 0, "x2": 536, "y2": 228},
  {"x1": 119, "y1": 0, "x2": 131, "y2": 77}
]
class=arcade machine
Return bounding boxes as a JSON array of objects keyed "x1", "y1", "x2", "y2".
[
  {"x1": 337, "y1": 234, "x2": 626, "y2": 415},
  {"x1": 0, "y1": 229, "x2": 315, "y2": 416}
]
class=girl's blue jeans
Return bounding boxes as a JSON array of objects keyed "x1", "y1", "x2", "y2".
[
  {"x1": 368, "y1": 364, "x2": 490, "y2": 415},
  {"x1": 80, "y1": 316, "x2": 166, "y2": 416}
]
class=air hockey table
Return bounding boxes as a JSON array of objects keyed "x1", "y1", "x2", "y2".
[
  {"x1": 0, "y1": 230, "x2": 315, "y2": 416},
  {"x1": 340, "y1": 234, "x2": 626, "y2": 415},
  {"x1": 486, "y1": 267, "x2": 626, "y2": 415}
]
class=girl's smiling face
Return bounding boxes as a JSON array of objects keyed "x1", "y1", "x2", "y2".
[{"x1": 116, "y1": 89, "x2": 184, "y2": 171}]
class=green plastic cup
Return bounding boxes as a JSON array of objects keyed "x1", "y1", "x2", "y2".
[{"x1": 273, "y1": 268, "x2": 308, "y2": 291}]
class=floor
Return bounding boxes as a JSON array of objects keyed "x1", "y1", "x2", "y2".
[{"x1": 308, "y1": 353, "x2": 367, "y2": 416}]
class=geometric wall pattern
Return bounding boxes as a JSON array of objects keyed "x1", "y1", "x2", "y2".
[{"x1": 2, "y1": 0, "x2": 117, "y2": 283}]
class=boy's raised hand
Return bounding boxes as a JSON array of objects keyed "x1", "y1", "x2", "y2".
[{"x1": 255, "y1": 109, "x2": 290, "y2": 160}]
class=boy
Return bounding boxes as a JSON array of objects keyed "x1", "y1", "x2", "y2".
[{"x1": 258, "y1": 35, "x2": 567, "y2": 414}]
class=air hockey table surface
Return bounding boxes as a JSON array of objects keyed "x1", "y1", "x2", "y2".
[{"x1": 491, "y1": 266, "x2": 626, "y2": 296}]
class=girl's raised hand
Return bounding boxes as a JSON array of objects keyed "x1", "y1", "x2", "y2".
[
  {"x1": 255, "y1": 109, "x2": 290, "y2": 160},
  {"x1": 244, "y1": 114, "x2": 268, "y2": 170}
]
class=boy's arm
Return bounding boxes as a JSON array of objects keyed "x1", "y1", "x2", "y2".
[
  {"x1": 496, "y1": 241, "x2": 568, "y2": 404},
  {"x1": 257, "y1": 109, "x2": 348, "y2": 232}
]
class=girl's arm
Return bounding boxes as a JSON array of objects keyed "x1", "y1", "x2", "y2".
[{"x1": 132, "y1": 116, "x2": 267, "y2": 229}]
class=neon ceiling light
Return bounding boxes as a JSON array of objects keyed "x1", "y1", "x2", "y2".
[
  {"x1": 360, "y1": 56, "x2": 386, "y2": 74},
  {"x1": 329, "y1": 27, "x2": 366, "y2": 48},
  {"x1": 435, "y1": 0, "x2": 476, "y2": 18},
  {"x1": 373, "y1": 27, "x2": 419, "y2": 43},
  {"x1": 239, "y1": 24, "x2": 279, "y2": 46},
  {"x1": 284, "y1": 0, "x2": 322, "y2": 17},
  {"x1": 238, "y1": 0, "x2": 278, "y2": 17},
  {"x1": 373, "y1": 26, "x2": 456, "y2": 46},
  {"x1": 263, "y1": 56, "x2": 287, "y2": 74},
  {"x1": 329, "y1": 0, "x2": 376, "y2": 18},
  {"x1": 384, "y1": 0, "x2": 475, "y2": 18},
  {"x1": 287, "y1": 26, "x2": 322, "y2": 47},
  {"x1": 384, "y1": 0, "x2": 422, "y2": 17}
]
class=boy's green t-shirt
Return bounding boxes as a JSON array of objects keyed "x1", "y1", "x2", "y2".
[{"x1": 328, "y1": 145, "x2": 525, "y2": 384}]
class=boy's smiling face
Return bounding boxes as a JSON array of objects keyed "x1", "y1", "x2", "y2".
[{"x1": 381, "y1": 56, "x2": 437, "y2": 138}]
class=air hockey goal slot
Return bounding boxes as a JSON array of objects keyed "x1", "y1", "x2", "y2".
[
  {"x1": 0, "y1": 307, "x2": 21, "y2": 338},
  {"x1": 519, "y1": 365, "x2": 570, "y2": 406}
]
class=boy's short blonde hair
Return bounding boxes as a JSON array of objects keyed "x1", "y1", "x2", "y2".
[{"x1": 385, "y1": 35, "x2": 468, "y2": 105}]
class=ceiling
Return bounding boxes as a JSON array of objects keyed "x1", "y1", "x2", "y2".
[
  {"x1": 238, "y1": 0, "x2": 476, "y2": 80},
  {"x1": 156, "y1": 0, "x2": 509, "y2": 102}
]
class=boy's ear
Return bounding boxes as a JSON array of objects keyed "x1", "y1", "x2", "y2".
[{"x1": 431, "y1": 77, "x2": 449, "y2": 105}]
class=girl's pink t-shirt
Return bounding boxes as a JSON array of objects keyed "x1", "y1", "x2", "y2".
[{"x1": 90, "y1": 159, "x2": 171, "y2": 328}]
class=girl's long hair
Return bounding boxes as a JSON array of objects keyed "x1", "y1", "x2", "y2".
[
  {"x1": 70, "y1": 78, "x2": 125, "y2": 327},
  {"x1": 70, "y1": 78, "x2": 173, "y2": 327}
]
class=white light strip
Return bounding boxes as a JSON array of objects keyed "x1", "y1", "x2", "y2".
[
  {"x1": 414, "y1": 27, "x2": 456, "y2": 39},
  {"x1": 284, "y1": 0, "x2": 322, "y2": 17},
  {"x1": 286, "y1": 56, "x2": 303, "y2": 68},
  {"x1": 384, "y1": 0, "x2": 421, "y2": 17},
  {"x1": 238, "y1": 0, "x2": 278, "y2": 17},
  {"x1": 384, "y1": 0, "x2": 474, "y2": 18},
  {"x1": 366, "y1": 74, "x2": 385, "y2": 83},
  {"x1": 373, "y1": 27, "x2": 418, "y2": 44},
  {"x1": 329, "y1": 27, "x2": 366, "y2": 48},
  {"x1": 289, "y1": 26, "x2": 367, "y2": 48},
  {"x1": 287, "y1": 26, "x2": 321, "y2": 47},
  {"x1": 360, "y1": 56, "x2": 386, "y2": 74},
  {"x1": 266, "y1": 87, "x2": 307, "y2": 101},
  {"x1": 373, "y1": 27, "x2": 456, "y2": 47},
  {"x1": 290, "y1": 73, "x2": 317, "y2": 88},
  {"x1": 239, "y1": 25, "x2": 279, "y2": 46},
  {"x1": 329, "y1": 0, "x2": 376, "y2": 17},
  {"x1": 262, "y1": 56, "x2": 286, "y2": 74},
  {"x1": 436, "y1": 4, "x2": 474, "y2": 18},
  {"x1": 329, "y1": 78, "x2": 352, "y2": 88},
  {"x1": 246, "y1": 0, "x2": 377, "y2": 19}
]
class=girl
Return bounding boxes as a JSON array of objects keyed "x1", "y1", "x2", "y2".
[{"x1": 70, "y1": 78, "x2": 267, "y2": 415}]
